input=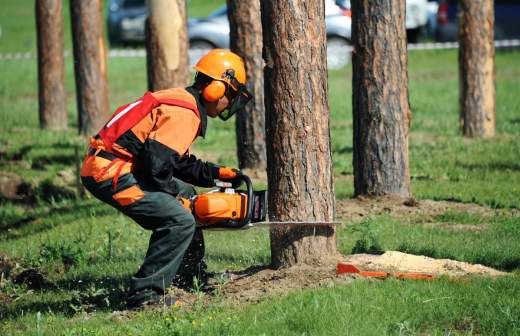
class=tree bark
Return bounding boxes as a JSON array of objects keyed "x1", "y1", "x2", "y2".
[
  {"x1": 459, "y1": 0, "x2": 495, "y2": 138},
  {"x1": 70, "y1": 0, "x2": 109, "y2": 136},
  {"x1": 36, "y1": 0, "x2": 67, "y2": 130},
  {"x1": 146, "y1": 0, "x2": 189, "y2": 91},
  {"x1": 227, "y1": 0, "x2": 266, "y2": 171},
  {"x1": 262, "y1": 0, "x2": 337, "y2": 268},
  {"x1": 351, "y1": 0, "x2": 411, "y2": 197}
]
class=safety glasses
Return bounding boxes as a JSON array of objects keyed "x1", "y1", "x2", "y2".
[{"x1": 218, "y1": 70, "x2": 253, "y2": 121}]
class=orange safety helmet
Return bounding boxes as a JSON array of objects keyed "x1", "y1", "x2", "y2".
[{"x1": 194, "y1": 49, "x2": 252, "y2": 120}]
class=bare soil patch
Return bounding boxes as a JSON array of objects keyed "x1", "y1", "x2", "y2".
[
  {"x1": 336, "y1": 196, "x2": 519, "y2": 224},
  {"x1": 217, "y1": 262, "x2": 350, "y2": 305},
  {"x1": 193, "y1": 250, "x2": 507, "y2": 306},
  {"x1": 0, "y1": 253, "x2": 50, "y2": 312},
  {"x1": 0, "y1": 171, "x2": 29, "y2": 200}
]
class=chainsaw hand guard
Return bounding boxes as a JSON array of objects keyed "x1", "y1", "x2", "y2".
[{"x1": 217, "y1": 167, "x2": 243, "y2": 188}]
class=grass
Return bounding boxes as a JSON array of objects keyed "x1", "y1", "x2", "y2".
[
  {"x1": 339, "y1": 213, "x2": 520, "y2": 271},
  {"x1": 1, "y1": 0, "x2": 520, "y2": 335}
]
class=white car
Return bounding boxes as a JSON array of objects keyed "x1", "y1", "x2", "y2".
[
  {"x1": 406, "y1": 0, "x2": 429, "y2": 42},
  {"x1": 335, "y1": 0, "x2": 429, "y2": 42}
]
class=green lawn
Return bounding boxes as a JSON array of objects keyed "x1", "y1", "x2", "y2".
[{"x1": 1, "y1": 1, "x2": 520, "y2": 335}]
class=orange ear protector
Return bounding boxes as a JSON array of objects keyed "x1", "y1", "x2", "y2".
[{"x1": 202, "y1": 80, "x2": 226, "y2": 102}]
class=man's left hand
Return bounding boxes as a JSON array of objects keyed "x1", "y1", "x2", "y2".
[{"x1": 218, "y1": 167, "x2": 243, "y2": 188}]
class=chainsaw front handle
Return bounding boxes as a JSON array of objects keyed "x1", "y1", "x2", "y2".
[{"x1": 238, "y1": 174, "x2": 254, "y2": 228}]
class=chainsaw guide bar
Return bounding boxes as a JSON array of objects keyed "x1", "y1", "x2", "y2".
[
  {"x1": 211, "y1": 221, "x2": 343, "y2": 231},
  {"x1": 249, "y1": 221, "x2": 342, "y2": 227}
]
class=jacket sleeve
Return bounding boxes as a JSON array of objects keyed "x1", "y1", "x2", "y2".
[
  {"x1": 137, "y1": 103, "x2": 221, "y2": 193},
  {"x1": 139, "y1": 138, "x2": 219, "y2": 192}
]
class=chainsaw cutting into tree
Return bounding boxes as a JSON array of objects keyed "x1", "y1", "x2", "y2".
[{"x1": 178, "y1": 174, "x2": 341, "y2": 230}]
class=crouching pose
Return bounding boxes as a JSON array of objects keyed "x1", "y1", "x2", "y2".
[{"x1": 80, "y1": 50, "x2": 252, "y2": 309}]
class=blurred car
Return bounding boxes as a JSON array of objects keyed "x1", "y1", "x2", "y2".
[
  {"x1": 425, "y1": 0, "x2": 439, "y2": 37},
  {"x1": 107, "y1": 0, "x2": 352, "y2": 69},
  {"x1": 436, "y1": 0, "x2": 520, "y2": 42},
  {"x1": 335, "y1": 0, "x2": 429, "y2": 42}
]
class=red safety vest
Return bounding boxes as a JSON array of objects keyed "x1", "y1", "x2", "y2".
[{"x1": 98, "y1": 91, "x2": 200, "y2": 151}]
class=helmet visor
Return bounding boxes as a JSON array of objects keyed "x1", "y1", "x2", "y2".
[{"x1": 219, "y1": 75, "x2": 253, "y2": 121}]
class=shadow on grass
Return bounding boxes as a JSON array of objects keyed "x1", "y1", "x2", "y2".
[
  {"x1": 231, "y1": 264, "x2": 270, "y2": 278},
  {"x1": 474, "y1": 256, "x2": 520, "y2": 272},
  {"x1": 1, "y1": 264, "x2": 274, "y2": 320},
  {"x1": 30, "y1": 153, "x2": 77, "y2": 169},
  {"x1": 411, "y1": 175, "x2": 436, "y2": 181},
  {"x1": 335, "y1": 146, "x2": 353, "y2": 154},
  {"x1": 428, "y1": 195, "x2": 519, "y2": 210},
  {"x1": 397, "y1": 243, "x2": 520, "y2": 272},
  {"x1": 459, "y1": 162, "x2": 520, "y2": 172},
  {"x1": 0, "y1": 141, "x2": 79, "y2": 163},
  {"x1": 0, "y1": 202, "x2": 114, "y2": 241},
  {"x1": 0, "y1": 144, "x2": 32, "y2": 162},
  {"x1": 0, "y1": 274, "x2": 129, "y2": 320},
  {"x1": 206, "y1": 253, "x2": 270, "y2": 267}
]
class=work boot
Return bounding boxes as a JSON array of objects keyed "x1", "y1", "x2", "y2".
[
  {"x1": 208, "y1": 270, "x2": 236, "y2": 283},
  {"x1": 126, "y1": 288, "x2": 178, "y2": 310}
]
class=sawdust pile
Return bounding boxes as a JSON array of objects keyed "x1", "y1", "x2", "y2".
[{"x1": 343, "y1": 251, "x2": 507, "y2": 277}]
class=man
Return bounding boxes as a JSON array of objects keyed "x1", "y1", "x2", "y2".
[{"x1": 80, "y1": 49, "x2": 252, "y2": 309}]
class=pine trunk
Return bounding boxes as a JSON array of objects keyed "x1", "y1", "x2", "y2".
[
  {"x1": 146, "y1": 0, "x2": 189, "y2": 91},
  {"x1": 351, "y1": 0, "x2": 411, "y2": 197},
  {"x1": 227, "y1": 0, "x2": 266, "y2": 171},
  {"x1": 262, "y1": 0, "x2": 337, "y2": 268},
  {"x1": 36, "y1": 0, "x2": 67, "y2": 130},
  {"x1": 70, "y1": 0, "x2": 109, "y2": 136},
  {"x1": 459, "y1": 0, "x2": 495, "y2": 138}
]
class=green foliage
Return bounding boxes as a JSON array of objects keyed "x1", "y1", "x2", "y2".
[
  {"x1": 38, "y1": 237, "x2": 86, "y2": 269},
  {"x1": 350, "y1": 218, "x2": 384, "y2": 255}
]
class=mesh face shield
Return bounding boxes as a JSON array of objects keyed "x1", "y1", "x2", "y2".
[{"x1": 218, "y1": 71, "x2": 253, "y2": 121}]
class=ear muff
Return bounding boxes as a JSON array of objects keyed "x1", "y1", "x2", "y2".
[{"x1": 202, "y1": 80, "x2": 226, "y2": 102}]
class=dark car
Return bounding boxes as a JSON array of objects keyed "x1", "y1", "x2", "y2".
[
  {"x1": 107, "y1": 0, "x2": 353, "y2": 68},
  {"x1": 436, "y1": 0, "x2": 520, "y2": 42}
]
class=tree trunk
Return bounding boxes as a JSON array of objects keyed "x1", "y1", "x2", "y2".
[
  {"x1": 146, "y1": 0, "x2": 189, "y2": 91},
  {"x1": 262, "y1": 0, "x2": 337, "y2": 268},
  {"x1": 36, "y1": 0, "x2": 67, "y2": 130},
  {"x1": 70, "y1": 0, "x2": 109, "y2": 136},
  {"x1": 459, "y1": 0, "x2": 495, "y2": 138},
  {"x1": 351, "y1": 0, "x2": 411, "y2": 197},
  {"x1": 227, "y1": 0, "x2": 266, "y2": 171}
]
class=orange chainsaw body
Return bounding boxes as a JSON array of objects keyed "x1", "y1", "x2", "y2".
[
  {"x1": 179, "y1": 175, "x2": 266, "y2": 229},
  {"x1": 194, "y1": 191, "x2": 248, "y2": 225}
]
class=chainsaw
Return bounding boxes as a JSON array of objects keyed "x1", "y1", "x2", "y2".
[
  {"x1": 178, "y1": 174, "x2": 266, "y2": 229},
  {"x1": 179, "y1": 174, "x2": 340, "y2": 230}
]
